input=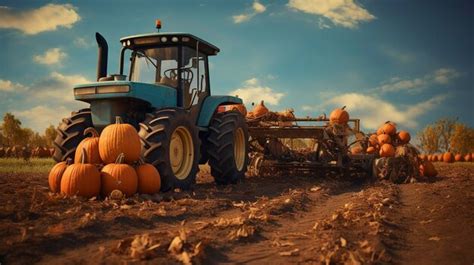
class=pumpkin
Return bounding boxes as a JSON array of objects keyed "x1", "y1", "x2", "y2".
[
  {"x1": 420, "y1": 161, "x2": 438, "y2": 177},
  {"x1": 136, "y1": 158, "x2": 161, "y2": 194},
  {"x1": 419, "y1": 154, "x2": 426, "y2": 161},
  {"x1": 427, "y1": 155, "x2": 432, "y2": 161},
  {"x1": 246, "y1": 111, "x2": 255, "y2": 119},
  {"x1": 379, "y1": 144, "x2": 395, "y2": 157},
  {"x1": 329, "y1": 106, "x2": 349, "y2": 125},
  {"x1": 368, "y1": 134, "x2": 378, "y2": 147},
  {"x1": 61, "y1": 148, "x2": 101, "y2": 198},
  {"x1": 442, "y1": 152, "x2": 454, "y2": 163},
  {"x1": 454, "y1": 154, "x2": 463, "y2": 162},
  {"x1": 397, "y1": 130, "x2": 411, "y2": 144},
  {"x1": 464, "y1": 153, "x2": 472, "y2": 162},
  {"x1": 230, "y1": 104, "x2": 247, "y2": 117},
  {"x1": 75, "y1": 127, "x2": 101, "y2": 164},
  {"x1": 432, "y1": 155, "x2": 438, "y2": 162},
  {"x1": 99, "y1": 116, "x2": 141, "y2": 164},
  {"x1": 366, "y1": 146, "x2": 376, "y2": 154},
  {"x1": 252, "y1": 100, "x2": 269, "y2": 117},
  {"x1": 101, "y1": 153, "x2": 138, "y2": 197},
  {"x1": 48, "y1": 158, "x2": 72, "y2": 193},
  {"x1": 377, "y1": 134, "x2": 392, "y2": 145},
  {"x1": 350, "y1": 146, "x2": 363, "y2": 155},
  {"x1": 437, "y1": 154, "x2": 443, "y2": 162},
  {"x1": 380, "y1": 121, "x2": 397, "y2": 136}
]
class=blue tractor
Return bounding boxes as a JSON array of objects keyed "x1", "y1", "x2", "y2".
[{"x1": 53, "y1": 23, "x2": 249, "y2": 190}]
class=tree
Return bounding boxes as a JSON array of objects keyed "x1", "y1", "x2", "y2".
[
  {"x1": 450, "y1": 123, "x2": 474, "y2": 154},
  {"x1": 1, "y1": 113, "x2": 23, "y2": 146},
  {"x1": 30, "y1": 132, "x2": 47, "y2": 147},
  {"x1": 435, "y1": 117, "x2": 458, "y2": 152},
  {"x1": 417, "y1": 124, "x2": 440, "y2": 154},
  {"x1": 44, "y1": 125, "x2": 57, "y2": 147}
]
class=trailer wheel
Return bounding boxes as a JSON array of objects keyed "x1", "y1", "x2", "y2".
[
  {"x1": 138, "y1": 108, "x2": 200, "y2": 191},
  {"x1": 207, "y1": 111, "x2": 249, "y2": 185},
  {"x1": 53, "y1": 108, "x2": 93, "y2": 162}
]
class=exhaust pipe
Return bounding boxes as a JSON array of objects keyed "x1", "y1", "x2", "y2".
[{"x1": 95, "y1": 32, "x2": 108, "y2": 81}]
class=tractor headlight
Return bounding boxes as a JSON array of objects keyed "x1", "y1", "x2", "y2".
[
  {"x1": 97, "y1": 85, "x2": 130, "y2": 94},
  {"x1": 74, "y1": 87, "x2": 96, "y2": 96}
]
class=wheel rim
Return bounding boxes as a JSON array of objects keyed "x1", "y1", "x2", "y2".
[
  {"x1": 169, "y1": 126, "x2": 194, "y2": 180},
  {"x1": 234, "y1": 127, "x2": 246, "y2": 171}
]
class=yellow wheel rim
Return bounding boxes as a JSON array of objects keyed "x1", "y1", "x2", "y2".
[
  {"x1": 234, "y1": 127, "x2": 246, "y2": 171},
  {"x1": 169, "y1": 126, "x2": 194, "y2": 180}
]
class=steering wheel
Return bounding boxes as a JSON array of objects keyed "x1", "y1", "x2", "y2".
[
  {"x1": 180, "y1": 68, "x2": 194, "y2": 84},
  {"x1": 164, "y1": 68, "x2": 178, "y2": 80}
]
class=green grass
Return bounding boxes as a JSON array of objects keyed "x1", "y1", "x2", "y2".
[{"x1": 0, "y1": 158, "x2": 55, "y2": 174}]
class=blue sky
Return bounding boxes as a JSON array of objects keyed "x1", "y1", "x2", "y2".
[{"x1": 0, "y1": 0, "x2": 472, "y2": 135}]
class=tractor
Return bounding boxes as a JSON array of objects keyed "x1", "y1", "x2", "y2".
[{"x1": 53, "y1": 21, "x2": 249, "y2": 191}]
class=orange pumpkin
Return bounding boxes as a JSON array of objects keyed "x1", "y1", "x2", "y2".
[
  {"x1": 99, "y1": 116, "x2": 141, "y2": 164},
  {"x1": 464, "y1": 153, "x2": 472, "y2": 162},
  {"x1": 379, "y1": 144, "x2": 395, "y2": 157},
  {"x1": 101, "y1": 153, "x2": 138, "y2": 197},
  {"x1": 397, "y1": 130, "x2": 411, "y2": 144},
  {"x1": 454, "y1": 154, "x2": 463, "y2": 162},
  {"x1": 368, "y1": 134, "x2": 378, "y2": 147},
  {"x1": 420, "y1": 161, "x2": 438, "y2": 177},
  {"x1": 419, "y1": 154, "x2": 426, "y2": 161},
  {"x1": 366, "y1": 146, "x2": 376, "y2": 154},
  {"x1": 61, "y1": 149, "x2": 101, "y2": 198},
  {"x1": 48, "y1": 159, "x2": 72, "y2": 193},
  {"x1": 377, "y1": 134, "x2": 392, "y2": 145},
  {"x1": 329, "y1": 106, "x2": 349, "y2": 125},
  {"x1": 252, "y1": 100, "x2": 269, "y2": 118},
  {"x1": 230, "y1": 104, "x2": 247, "y2": 116},
  {"x1": 432, "y1": 155, "x2": 438, "y2": 162},
  {"x1": 438, "y1": 154, "x2": 444, "y2": 161},
  {"x1": 75, "y1": 127, "x2": 101, "y2": 164},
  {"x1": 350, "y1": 146, "x2": 363, "y2": 155},
  {"x1": 136, "y1": 158, "x2": 161, "y2": 194},
  {"x1": 379, "y1": 121, "x2": 397, "y2": 136},
  {"x1": 443, "y1": 152, "x2": 454, "y2": 163}
]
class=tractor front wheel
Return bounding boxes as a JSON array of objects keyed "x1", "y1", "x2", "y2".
[
  {"x1": 207, "y1": 111, "x2": 249, "y2": 185},
  {"x1": 53, "y1": 108, "x2": 93, "y2": 162},
  {"x1": 138, "y1": 108, "x2": 200, "y2": 191}
]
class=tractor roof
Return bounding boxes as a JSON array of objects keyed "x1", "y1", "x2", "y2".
[{"x1": 120, "y1": 32, "x2": 220, "y2": 56}]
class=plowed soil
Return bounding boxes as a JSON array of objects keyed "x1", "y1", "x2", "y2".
[{"x1": 0, "y1": 163, "x2": 473, "y2": 264}]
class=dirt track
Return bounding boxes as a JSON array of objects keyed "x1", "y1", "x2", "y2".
[{"x1": 0, "y1": 163, "x2": 473, "y2": 264}]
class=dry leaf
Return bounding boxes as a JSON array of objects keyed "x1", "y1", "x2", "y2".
[
  {"x1": 310, "y1": 186, "x2": 322, "y2": 192},
  {"x1": 168, "y1": 236, "x2": 184, "y2": 254},
  {"x1": 340, "y1": 237, "x2": 347, "y2": 247},
  {"x1": 428, "y1": 236, "x2": 440, "y2": 241},
  {"x1": 46, "y1": 223, "x2": 65, "y2": 236},
  {"x1": 130, "y1": 233, "x2": 157, "y2": 259},
  {"x1": 279, "y1": 248, "x2": 300, "y2": 256},
  {"x1": 419, "y1": 219, "x2": 433, "y2": 224}
]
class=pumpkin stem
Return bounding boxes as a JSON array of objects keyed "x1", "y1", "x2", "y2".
[
  {"x1": 80, "y1": 147, "x2": 87, "y2": 164},
  {"x1": 341, "y1": 105, "x2": 346, "y2": 110},
  {"x1": 66, "y1": 158, "x2": 73, "y2": 165},
  {"x1": 115, "y1": 116, "x2": 123, "y2": 124},
  {"x1": 115, "y1": 153, "x2": 125, "y2": 164},
  {"x1": 138, "y1": 157, "x2": 145, "y2": 165},
  {"x1": 84, "y1": 127, "x2": 99, "y2": 138}
]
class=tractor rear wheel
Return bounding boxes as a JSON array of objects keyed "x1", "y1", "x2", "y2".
[
  {"x1": 207, "y1": 111, "x2": 249, "y2": 185},
  {"x1": 53, "y1": 108, "x2": 93, "y2": 162},
  {"x1": 138, "y1": 108, "x2": 200, "y2": 191}
]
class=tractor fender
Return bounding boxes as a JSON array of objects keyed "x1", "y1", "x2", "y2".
[{"x1": 197, "y1": 96, "x2": 242, "y2": 127}]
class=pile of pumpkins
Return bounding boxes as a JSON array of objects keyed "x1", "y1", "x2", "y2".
[
  {"x1": 419, "y1": 152, "x2": 472, "y2": 163},
  {"x1": 48, "y1": 117, "x2": 161, "y2": 199},
  {"x1": 364, "y1": 121, "x2": 411, "y2": 158}
]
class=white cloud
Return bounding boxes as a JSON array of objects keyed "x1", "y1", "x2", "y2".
[
  {"x1": 33, "y1": 48, "x2": 67, "y2": 65},
  {"x1": 73, "y1": 37, "x2": 92, "y2": 48},
  {"x1": 0, "y1": 4, "x2": 80, "y2": 35},
  {"x1": 233, "y1": 1, "x2": 267, "y2": 24},
  {"x1": 379, "y1": 46, "x2": 415, "y2": 63},
  {"x1": 32, "y1": 72, "x2": 90, "y2": 102},
  {"x1": 324, "y1": 93, "x2": 448, "y2": 129},
  {"x1": 374, "y1": 68, "x2": 460, "y2": 94},
  {"x1": 0, "y1": 79, "x2": 27, "y2": 92},
  {"x1": 14, "y1": 105, "x2": 71, "y2": 133},
  {"x1": 229, "y1": 77, "x2": 284, "y2": 106},
  {"x1": 287, "y1": 0, "x2": 375, "y2": 29}
]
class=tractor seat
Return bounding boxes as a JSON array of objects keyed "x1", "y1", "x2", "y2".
[{"x1": 159, "y1": 76, "x2": 178, "y2": 88}]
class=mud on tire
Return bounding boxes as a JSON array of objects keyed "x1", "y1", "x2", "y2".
[
  {"x1": 207, "y1": 111, "x2": 249, "y2": 185},
  {"x1": 53, "y1": 109, "x2": 93, "y2": 162},
  {"x1": 138, "y1": 108, "x2": 200, "y2": 191}
]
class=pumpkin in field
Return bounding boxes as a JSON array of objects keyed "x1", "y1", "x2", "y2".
[
  {"x1": 443, "y1": 152, "x2": 454, "y2": 163},
  {"x1": 368, "y1": 134, "x2": 378, "y2": 147},
  {"x1": 438, "y1": 154, "x2": 444, "y2": 161},
  {"x1": 136, "y1": 158, "x2": 161, "y2": 194},
  {"x1": 252, "y1": 100, "x2": 269, "y2": 118},
  {"x1": 350, "y1": 146, "x2": 363, "y2": 155},
  {"x1": 420, "y1": 161, "x2": 438, "y2": 177},
  {"x1": 397, "y1": 130, "x2": 411, "y2": 144},
  {"x1": 99, "y1": 116, "x2": 141, "y2": 164},
  {"x1": 61, "y1": 149, "x2": 101, "y2": 198},
  {"x1": 377, "y1": 134, "x2": 392, "y2": 145},
  {"x1": 419, "y1": 154, "x2": 426, "y2": 161},
  {"x1": 329, "y1": 106, "x2": 349, "y2": 125},
  {"x1": 432, "y1": 155, "x2": 438, "y2": 162},
  {"x1": 454, "y1": 154, "x2": 463, "y2": 162},
  {"x1": 366, "y1": 146, "x2": 376, "y2": 154},
  {"x1": 101, "y1": 153, "x2": 138, "y2": 197},
  {"x1": 75, "y1": 127, "x2": 101, "y2": 164},
  {"x1": 464, "y1": 153, "x2": 472, "y2": 162},
  {"x1": 378, "y1": 121, "x2": 397, "y2": 136},
  {"x1": 379, "y1": 144, "x2": 395, "y2": 157},
  {"x1": 48, "y1": 158, "x2": 72, "y2": 193}
]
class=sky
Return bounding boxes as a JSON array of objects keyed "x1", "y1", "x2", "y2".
[{"x1": 0, "y1": 0, "x2": 473, "y2": 135}]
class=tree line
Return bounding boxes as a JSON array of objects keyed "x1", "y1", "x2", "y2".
[
  {"x1": 0, "y1": 113, "x2": 57, "y2": 148},
  {"x1": 417, "y1": 117, "x2": 474, "y2": 154}
]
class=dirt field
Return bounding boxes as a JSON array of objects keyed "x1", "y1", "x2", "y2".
[{"x1": 0, "y1": 161, "x2": 473, "y2": 264}]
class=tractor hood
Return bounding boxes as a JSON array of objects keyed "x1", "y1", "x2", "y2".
[{"x1": 73, "y1": 80, "x2": 177, "y2": 107}]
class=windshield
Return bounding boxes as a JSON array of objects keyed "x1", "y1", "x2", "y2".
[{"x1": 130, "y1": 47, "x2": 178, "y2": 87}]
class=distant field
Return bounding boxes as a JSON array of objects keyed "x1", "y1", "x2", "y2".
[{"x1": 0, "y1": 158, "x2": 55, "y2": 174}]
